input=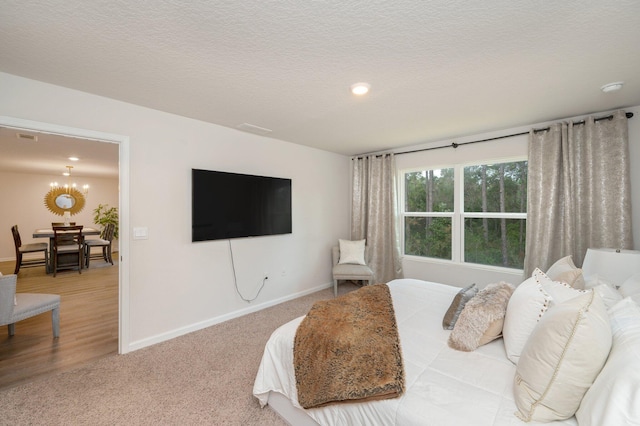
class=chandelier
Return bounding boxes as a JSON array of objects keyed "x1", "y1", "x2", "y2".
[{"x1": 49, "y1": 165, "x2": 89, "y2": 196}]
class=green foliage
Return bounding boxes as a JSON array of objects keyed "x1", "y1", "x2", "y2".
[
  {"x1": 404, "y1": 161, "x2": 527, "y2": 269},
  {"x1": 93, "y1": 204, "x2": 119, "y2": 239}
]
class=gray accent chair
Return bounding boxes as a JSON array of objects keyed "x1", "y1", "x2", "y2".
[
  {"x1": 331, "y1": 245, "x2": 375, "y2": 297},
  {"x1": 0, "y1": 274, "x2": 60, "y2": 338}
]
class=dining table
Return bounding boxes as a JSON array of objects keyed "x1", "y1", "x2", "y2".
[{"x1": 33, "y1": 226, "x2": 100, "y2": 273}]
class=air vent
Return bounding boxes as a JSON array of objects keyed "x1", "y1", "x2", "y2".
[
  {"x1": 236, "y1": 123, "x2": 273, "y2": 135},
  {"x1": 16, "y1": 132, "x2": 38, "y2": 141}
]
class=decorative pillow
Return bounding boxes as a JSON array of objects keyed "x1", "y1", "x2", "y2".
[
  {"x1": 442, "y1": 283, "x2": 478, "y2": 330},
  {"x1": 533, "y1": 268, "x2": 586, "y2": 303},
  {"x1": 502, "y1": 275, "x2": 552, "y2": 364},
  {"x1": 514, "y1": 291, "x2": 612, "y2": 422},
  {"x1": 592, "y1": 283, "x2": 623, "y2": 310},
  {"x1": 619, "y1": 272, "x2": 640, "y2": 298},
  {"x1": 584, "y1": 273, "x2": 617, "y2": 290},
  {"x1": 338, "y1": 239, "x2": 366, "y2": 265},
  {"x1": 448, "y1": 282, "x2": 514, "y2": 352},
  {"x1": 576, "y1": 297, "x2": 640, "y2": 425},
  {"x1": 546, "y1": 255, "x2": 585, "y2": 289}
]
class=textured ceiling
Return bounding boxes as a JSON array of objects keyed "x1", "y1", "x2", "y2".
[{"x1": 1, "y1": 0, "x2": 640, "y2": 166}]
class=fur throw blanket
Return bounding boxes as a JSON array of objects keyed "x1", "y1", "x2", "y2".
[{"x1": 293, "y1": 284, "x2": 405, "y2": 408}]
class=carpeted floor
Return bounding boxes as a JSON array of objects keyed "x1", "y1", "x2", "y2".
[{"x1": 0, "y1": 282, "x2": 361, "y2": 425}]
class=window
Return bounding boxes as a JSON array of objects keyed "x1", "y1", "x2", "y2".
[{"x1": 402, "y1": 160, "x2": 527, "y2": 269}]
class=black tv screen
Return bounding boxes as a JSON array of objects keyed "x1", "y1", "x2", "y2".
[{"x1": 192, "y1": 169, "x2": 292, "y2": 242}]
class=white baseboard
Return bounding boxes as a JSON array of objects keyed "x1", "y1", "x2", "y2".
[{"x1": 126, "y1": 282, "x2": 332, "y2": 353}]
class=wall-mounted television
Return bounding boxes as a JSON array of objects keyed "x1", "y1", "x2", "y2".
[{"x1": 192, "y1": 169, "x2": 292, "y2": 242}]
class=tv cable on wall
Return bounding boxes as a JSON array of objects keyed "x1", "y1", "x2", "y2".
[{"x1": 228, "y1": 239, "x2": 267, "y2": 302}]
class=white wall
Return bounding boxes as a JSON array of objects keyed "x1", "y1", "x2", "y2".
[
  {"x1": 0, "y1": 171, "x2": 119, "y2": 261},
  {"x1": 396, "y1": 105, "x2": 640, "y2": 288},
  {"x1": 0, "y1": 72, "x2": 351, "y2": 352}
]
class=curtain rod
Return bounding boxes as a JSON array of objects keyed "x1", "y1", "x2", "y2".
[{"x1": 354, "y1": 111, "x2": 634, "y2": 159}]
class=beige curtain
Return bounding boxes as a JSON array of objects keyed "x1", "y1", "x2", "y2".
[
  {"x1": 524, "y1": 110, "x2": 633, "y2": 276},
  {"x1": 351, "y1": 153, "x2": 403, "y2": 283}
]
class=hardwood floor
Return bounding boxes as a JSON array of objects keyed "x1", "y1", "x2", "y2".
[{"x1": 0, "y1": 258, "x2": 118, "y2": 389}]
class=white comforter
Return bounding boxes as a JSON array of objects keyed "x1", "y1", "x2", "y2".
[{"x1": 253, "y1": 278, "x2": 577, "y2": 426}]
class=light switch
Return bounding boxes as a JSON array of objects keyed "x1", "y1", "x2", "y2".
[{"x1": 133, "y1": 227, "x2": 148, "y2": 240}]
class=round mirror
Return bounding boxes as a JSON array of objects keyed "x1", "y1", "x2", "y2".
[
  {"x1": 55, "y1": 193, "x2": 75, "y2": 209},
  {"x1": 44, "y1": 187, "x2": 86, "y2": 216}
]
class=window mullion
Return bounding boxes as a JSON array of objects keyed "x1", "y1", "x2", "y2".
[{"x1": 453, "y1": 165, "x2": 462, "y2": 263}]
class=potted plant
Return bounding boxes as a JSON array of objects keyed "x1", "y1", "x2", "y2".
[{"x1": 93, "y1": 204, "x2": 119, "y2": 239}]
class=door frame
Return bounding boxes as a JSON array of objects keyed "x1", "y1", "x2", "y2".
[{"x1": 0, "y1": 115, "x2": 130, "y2": 353}]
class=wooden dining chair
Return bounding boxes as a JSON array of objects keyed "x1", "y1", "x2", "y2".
[
  {"x1": 84, "y1": 223, "x2": 115, "y2": 267},
  {"x1": 52, "y1": 225, "x2": 84, "y2": 277},
  {"x1": 11, "y1": 225, "x2": 49, "y2": 274}
]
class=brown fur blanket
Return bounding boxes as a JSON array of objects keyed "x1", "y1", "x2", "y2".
[{"x1": 293, "y1": 284, "x2": 405, "y2": 409}]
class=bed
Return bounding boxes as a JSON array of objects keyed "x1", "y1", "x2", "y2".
[{"x1": 253, "y1": 275, "x2": 640, "y2": 425}]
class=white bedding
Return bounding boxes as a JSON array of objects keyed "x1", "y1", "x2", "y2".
[{"x1": 253, "y1": 278, "x2": 578, "y2": 425}]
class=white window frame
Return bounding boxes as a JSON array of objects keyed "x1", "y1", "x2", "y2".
[{"x1": 400, "y1": 156, "x2": 527, "y2": 271}]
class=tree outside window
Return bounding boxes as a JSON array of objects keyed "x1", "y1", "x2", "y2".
[{"x1": 402, "y1": 160, "x2": 527, "y2": 269}]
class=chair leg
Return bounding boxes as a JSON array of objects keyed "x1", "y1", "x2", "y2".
[
  {"x1": 8, "y1": 323, "x2": 15, "y2": 337},
  {"x1": 52, "y1": 307, "x2": 60, "y2": 338},
  {"x1": 14, "y1": 253, "x2": 21, "y2": 274},
  {"x1": 334, "y1": 279, "x2": 338, "y2": 297}
]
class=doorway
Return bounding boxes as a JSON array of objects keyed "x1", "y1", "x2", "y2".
[{"x1": 0, "y1": 115, "x2": 130, "y2": 380}]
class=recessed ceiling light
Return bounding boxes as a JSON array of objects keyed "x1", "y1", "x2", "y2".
[
  {"x1": 601, "y1": 81, "x2": 624, "y2": 93},
  {"x1": 350, "y1": 82, "x2": 371, "y2": 96},
  {"x1": 68, "y1": 157, "x2": 79, "y2": 161}
]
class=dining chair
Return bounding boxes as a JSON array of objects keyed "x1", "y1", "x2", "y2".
[
  {"x1": 84, "y1": 223, "x2": 115, "y2": 268},
  {"x1": 0, "y1": 274, "x2": 60, "y2": 337},
  {"x1": 11, "y1": 225, "x2": 48, "y2": 274},
  {"x1": 52, "y1": 225, "x2": 84, "y2": 277}
]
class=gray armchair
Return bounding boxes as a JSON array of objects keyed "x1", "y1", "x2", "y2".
[
  {"x1": 0, "y1": 274, "x2": 60, "y2": 337},
  {"x1": 331, "y1": 245, "x2": 374, "y2": 297}
]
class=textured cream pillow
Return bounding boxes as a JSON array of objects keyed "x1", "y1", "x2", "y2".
[
  {"x1": 442, "y1": 283, "x2": 478, "y2": 330},
  {"x1": 338, "y1": 239, "x2": 366, "y2": 265},
  {"x1": 514, "y1": 291, "x2": 612, "y2": 422},
  {"x1": 546, "y1": 255, "x2": 585, "y2": 289},
  {"x1": 448, "y1": 282, "x2": 514, "y2": 352},
  {"x1": 534, "y1": 268, "x2": 586, "y2": 303},
  {"x1": 576, "y1": 298, "x2": 640, "y2": 425},
  {"x1": 503, "y1": 275, "x2": 552, "y2": 364}
]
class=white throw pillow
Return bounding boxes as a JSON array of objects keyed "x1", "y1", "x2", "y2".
[
  {"x1": 534, "y1": 268, "x2": 586, "y2": 303},
  {"x1": 619, "y1": 272, "x2": 640, "y2": 298},
  {"x1": 503, "y1": 275, "x2": 552, "y2": 364},
  {"x1": 514, "y1": 291, "x2": 612, "y2": 422},
  {"x1": 576, "y1": 298, "x2": 640, "y2": 425},
  {"x1": 338, "y1": 239, "x2": 366, "y2": 265},
  {"x1": 584, "y1": 273, "x2": 617, "y2": 290},
  {"x1": 546, "y1": 255, "x2": 585, "y2": 289},
  {"x1": 592, "y1": 283, "x2": 624, "y2": 310}
]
